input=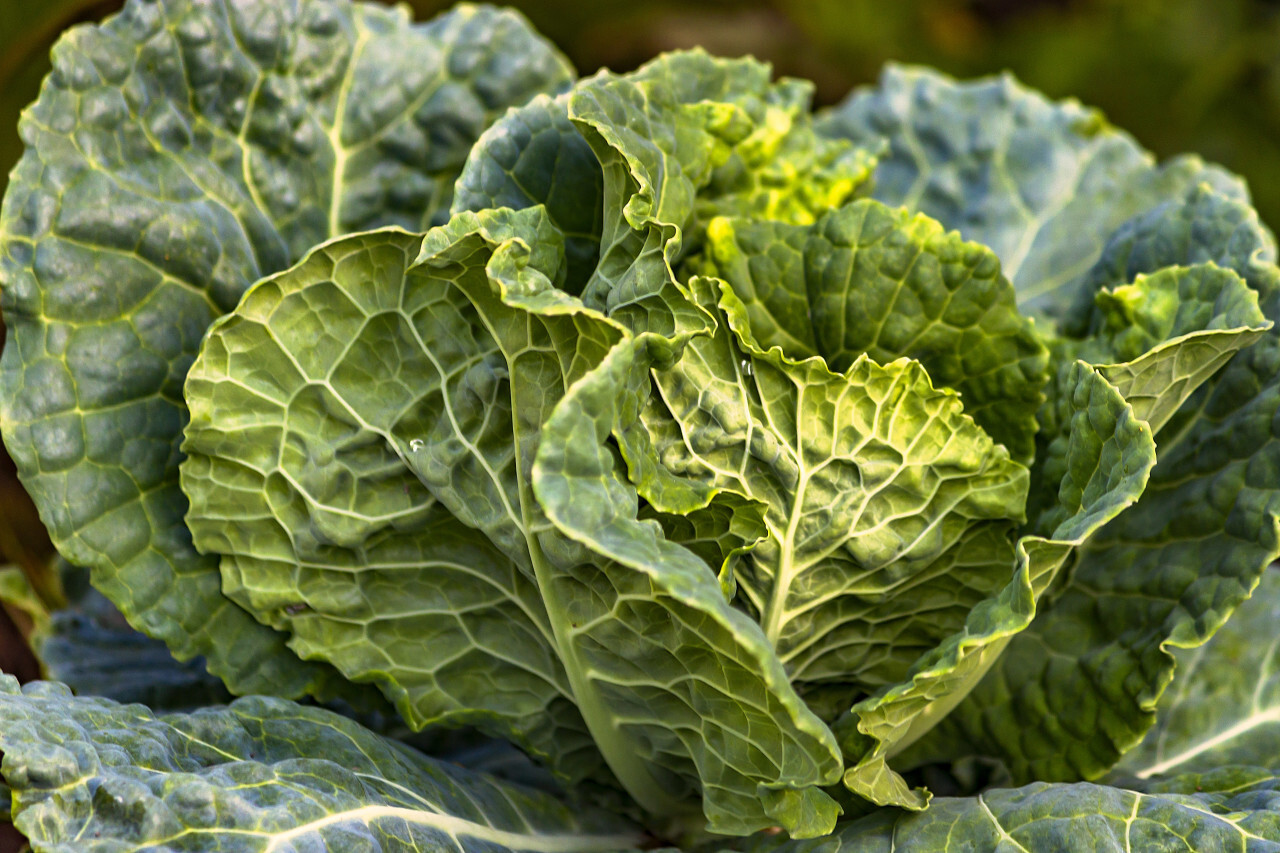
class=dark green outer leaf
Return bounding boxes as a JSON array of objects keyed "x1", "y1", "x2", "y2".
[
  {"x1": 908, "y1": 178, "x2": 1280, "y2": 787},
  {"x1": 0, "y1": 0, "x2": 573, "y2": 695},
  {"x1": 0, "y1": 675, "x2": 646, "y2": 853},
  {"x1": 1064, "y1": 185, "x2": 1280, "y2": 333},
  {"x1": 37, "y1": 560, "x2": 233, "y2": 710},
  {"x1": 1113, "y1": 568, "x2": 1280, "y2": 779},
  {"x1": 726, "y1": 772, "x2": 1280, "y2": 852},
  {"x1": 818, "y1": 65, "x2": 1247, "y2": 321}
]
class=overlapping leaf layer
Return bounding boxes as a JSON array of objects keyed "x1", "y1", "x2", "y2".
[
  {"x1": 3, "y1": 2, "x2": 1280, "y2": 849},
  {"x1": 0, "y1": 675, "x2": 646, "y2": 852},
  {"x1": 0, "y1": 0, "x2": 574, "y2": 698}
]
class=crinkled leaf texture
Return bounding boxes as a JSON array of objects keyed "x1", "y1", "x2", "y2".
[
  {"x1": 185, "y1": 49, "x2": 891, "y2": 836},
  {"x1": 1112, "y1": 567, "x2": 1280, "y2": 779},
  {"x1": 754, "y1": 579, "x2": 1280, "y2": 853},
  {"x1": 0, "y1": 675, "x2": 646, "y2": 853},
  {"x1": 483, "y1": 53, "x2": 1188, "y2": 812},
  {"x1": 724, "y1": 770, "x2": 1280, "y2": 853},
  {"x1": 12, "y1": 1, "x2": 1280, "y2": 838},
  {"x1": 818, "y1": 64, "x2": 1249, "y2": 321},
  {"x1": 452, "y1": 52, "x2": 1060, "y2": 811},
  {"x1": 0, "y1": 0, "x2": 573, "y2": 697},
  {"x1": 700, "y1": 200, "x2": 1048, "y2": 461},
  {"x1": 561, "y1": 50, "x2": 873, "y2": 326},
  {"x1": 182, "y1": 222, "x2": 608, "y2": 788},
  {"x1": 403, "y1": 49, "x2": 1280, "y2": 817},
  {"x1": 836, "y1": 361, "x2": 1156, "y2": 810},
  {"x1": 898, "y1": 192, "x2": 1280, "y2": 784},
  {"x1": 823, "y1": 65, "x2": 1280, "y2": 792},
  {"x1": 181, "y1": 207, "x2": 844, "y2": 838}
]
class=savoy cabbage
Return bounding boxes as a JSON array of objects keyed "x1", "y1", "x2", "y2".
[{"x1": 2, "y1": 0, "x2": 1280, "y2": 850}]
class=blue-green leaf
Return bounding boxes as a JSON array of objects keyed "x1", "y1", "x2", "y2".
[
  {"x1": 819, "y1": 65, "x2": 1247, "y2": 321},
  {"x1": 915, "y1": 199, "x2": 1280, "y2": 787},
  {"x1": 1112, "y1": 568, "x2": 1280, "y2": 779},
  {"x1": 0, "y1": 675, "x2": 645, "y2": 853},
  {"x1": 0, "y1": 0, "x2": 574, "y2": 697},
  {"x1": 822, "y1": 66, "x2": 1280, "y2": 796},
  {"x1": 727, "y1": 771, "x2": 1280, "y2": 853}
]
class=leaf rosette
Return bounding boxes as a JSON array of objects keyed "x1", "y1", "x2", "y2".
[{"x1": 3, "y1": 1, "x2": 1280, "y2": 845}]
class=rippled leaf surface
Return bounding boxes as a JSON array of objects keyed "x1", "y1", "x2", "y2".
[
  {"x1": 642, "y1": 273, "x2": 1028, "y2": 700},
  {"x1": 11, "y1": 9, "x2": 1280, "y2": 837},
  {"x1": 1112, "y1": 568, "x2": 1280, "y2": 780},
  {"x1": 452, "y1": 52, "x2": 1276, "y2": 816},
  {"x1": 905, "y1": 158, "x2": 1280, "y2": 788},
  {"x1": 818, "y1": 65, "x2": 1247, "y2": 321},
  {"x1": 702, "y1": 198, "x2": 1047, "y2": 461},
  {"x1": 728, "y1": 770, "x2": 1280, "y2": 853},
  {"x1": 0, "y1": 0, "x2": 573, "y2": 696},
  {"x1": 455, "y1": 51, "x2": 874, "y2": 335},
  {"x1": 0, "y1": 675, "x2": 645, "y2": 853},
  {"x1": 841, "y1": 361, "x2": 1156, "y2": 809},
  {"x1": 182, "y1": 216, "x2": 608, "y2": 787},
  {"x1": 183, "y1": 206, "x2": 845, "y2": 837}
]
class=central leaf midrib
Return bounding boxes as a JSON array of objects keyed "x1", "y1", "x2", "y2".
[
  {"x1": 762, "y1": 462, "x2": 810, "y2": 647},
  {"x1": 257, "y1": 803, "x2": 643, "y2": 853},
  {"x1": 518, "y1": 435, "x2": 690, "y2": 817},
  {"x1": 1135, "y1": 705, "x2": 1280, "y2": 779},
  {"x1": 464, "y1": 274, "x2": 689, "y2": 817},
  {"x1": 326, "y1": 24, "x2": 369, "y2": 239}
]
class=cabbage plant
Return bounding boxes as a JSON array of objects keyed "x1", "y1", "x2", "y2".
[{"x1": 3, "y1": 0, "x2": 1280, "y2": 850}]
